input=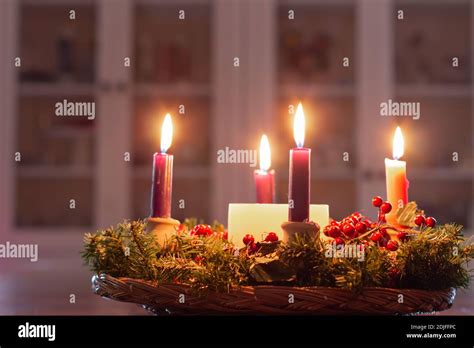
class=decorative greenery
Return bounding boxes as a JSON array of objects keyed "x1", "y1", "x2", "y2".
[
  {"x1": 83, "y1": 208, "x2": 474, "y2": 293},
  {"x1": 397, "y1": 224, "x2": 473, "y2": 290},
  {"x1": 83, "y1": 219, "x2": 249, "y2": 293}
]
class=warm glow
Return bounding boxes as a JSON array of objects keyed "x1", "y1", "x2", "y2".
[
  {"x1": 293, "y1": 102, "x2": 305, "y2": 148},
  {"x1": 160, "y1": 113, "x2": 173, "y2": 153},
  {"x1": 259, "y1": 134, "x2": 271, "y2": 172},
  {"x1": 392, "y1": 126, "x2": 404, "y2": 160}
]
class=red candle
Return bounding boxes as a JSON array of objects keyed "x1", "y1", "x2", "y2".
[
  {"x1": 254, "y1": 134, "x2": 275, "y2": 203},
  {"x1": 150, "y1": 113, "x2": 174, "y2": 218},
  {"x1": 288, "y1": 103, "x2": 310, "y2": 222}
]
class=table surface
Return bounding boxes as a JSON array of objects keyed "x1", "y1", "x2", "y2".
[{"x1": 0, "y1": 252, "x2": 472, "y2": 316}]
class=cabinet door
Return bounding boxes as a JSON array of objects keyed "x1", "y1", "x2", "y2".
[
  {"x1": 277, "y1": 1, "x2": 357, "y2": 220},
  {"x1": 14, "y1": 1, "x2": 98, "y2": 230},
  {"x1": 132, "y1": 1, "x2": 213, "y2": 223}
]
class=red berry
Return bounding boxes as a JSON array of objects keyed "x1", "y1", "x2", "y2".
[
  {"x1": 425, "y1": 216, "x2": 437, "y2": 228},
  {"x1": 342, "y1": 224, "x2": 356, "y2": 238},
  {"x1": 352, "y1": 212, "x2": 363, "y2": 221},
  {"x1": 323, "y1": 226, "x2": 330, "y2": 237},
  {"x1": 355, "y1": 222, "x2": 367, "y2": 234},
  {"x1": 190, "y1": 224, "x2": 213, "y2": 237},
  {"x1": 380, "y1": 202, "x2": 392, "y2": 214},
  {"x1": 370, "y1": 231, "x2": 383, "y2": 242},
  {"x1": 372, "y1": 196, "x2": 383, "y2": 208},
  {"x1": 327, "y1": 226, "x2": 342, "y2": 238},
  {"x1": 248, "y1": 242, "x2": 259, "y2": 254},
  {"x1": 243, "y1": 234, "x2": 255, "y2": 245},
  {"x1": 378, "y1": 211, "x2": 386, "y2": 223},
  {"x1": 379, "y1": 238, "x2": 388, "y2": 248},
  {"x1": 380, "y1": 228, "x2": 389, "y2": 237},
  {"x1": 334, "y1": 237, "x2": 345, "y2": 246},
  {"x1": 222, "y1": 230, "x2": 228, "y2": 240},
  {"x1": 265, "y1": 232, "x2": 279, "y2": 242},
  {"x1": 348, "y1": 216, "x2": 359, "y2": 225},
  {"x1": 386, "y1": 240, "x2": 399, "y2": 251},
  {"x1": 330, "y1": 220, "x2": 340, "y2": 227},
  {"x1": 194, "y1": 255, "x2": 204, "y2": 264},
  {"x1": 396, "y1": 231, "x2": 407, "y2": 242},
  {"x1": 414, "y1": 214, "x2": 425, "y2": 226}
]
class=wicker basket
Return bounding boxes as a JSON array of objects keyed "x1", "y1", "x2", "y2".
[{"x1": 92, "y1": 274, "x2": 456, "y2": 315}]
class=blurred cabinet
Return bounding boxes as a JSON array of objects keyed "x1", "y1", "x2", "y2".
[
  {"x1": 15, "y1": 1, "x2": 97, "y2": 229},
  {"x1": 274, "y1": 0, "x2": 473, "y2": 228},
  {"x1": 1, "y1": 0, "x2": 472, "y2": 233},
  {"x1": 4, "y1": 0, "x2": 214, "y2": 231},
  {"x1": 277, "y1": 1, "x2": 356, "y2": 220},
  {"x1": 131, "y1": 1, "x2": 213, "y2": 222},
  {"x1": 393, "y1": 0, "x2": 472, "y2": 227}
]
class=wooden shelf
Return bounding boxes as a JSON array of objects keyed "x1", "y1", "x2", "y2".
[
  {"x1": 22, "y1": 0, "x2": 95, "y2": 5},
  {"x1": 279, "y1": 84, "x2": 354, "y2": 98},
  {"x1": 17, "y1": 165, "x2": 94, "y2": 178},
  {"x1": 136, "y1": 0, "x2": 210, "y2": 4},
  {"x1": 396, "y1": 0, "x2": 470, "y2": 5},
  {"x1": 20, "y1": 83, "x2": 96, "y2": 97},
  {"x1": 279, "y1": 0, "x2": 354, "y2": 5},
  {"x1": 135, "y1": 83, "x2": 211, "y2": 97},
  {"x1": 133, "y1": 165, "x2": 211, "y2": 179},
  {"x1": 46, "y1": 127, "x2": 94, "y2": 139},
  {"x1": 275, "y1": 168, "x2": 356, "y2": 180},
  {"x1": 410, "y1": 168, "x2": 473, "y2": 181},
  {"x1": 396, "y1": 84, "x2": 472, "y2": 98}
]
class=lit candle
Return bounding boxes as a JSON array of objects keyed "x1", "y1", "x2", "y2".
[
  {"x1": 254, "y1": 134, "x2": 275, "y2": 203},
  {"x1": 150, "y1": 113, "x2": 174, "y2": 218},
  {"x1": 288, "y1": 103, "x2": 310, "y2": 222},
  {"x1": 385, "y1": 126, "x2": 409, "y2": 224}
]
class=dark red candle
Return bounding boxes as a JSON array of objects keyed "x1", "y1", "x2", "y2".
[
  {"x1": 151, "y1": 152, "x2": 173, "y2": 217},
  {"x1": 254, "y1": 134, "x2": 275, "y2": 203},
  {"x1": 150, "y1": 114, "x2": 174, "y2": 218},
  {"x1": 288, "y1": 103, "x2": 310, "y2": 222},
  {"x1": 289, "y1": 148, "x2": 310, "y2": 221}
]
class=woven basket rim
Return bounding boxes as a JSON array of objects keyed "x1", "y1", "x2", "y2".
[
  {"x1": 94, "y1": 273, "x2": 453, "y2": 293},
  {"x1": 92, "y1": 274, "x2": 456, "y2": 315}
]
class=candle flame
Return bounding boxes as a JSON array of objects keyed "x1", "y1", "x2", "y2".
[
  {"x1": 259, "y1": 134, "x2": 271, "y2": 172},
  {"x1": 392, "y1": 126, "x2": 404, "y2": 160},
  {"x1": 160, "y1": 113, "x2": 173, "y2": 153},
  {"x1": 293, "y1": 102, "x2": 305, "y2": 148}
]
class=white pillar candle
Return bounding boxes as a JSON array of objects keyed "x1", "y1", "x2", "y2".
[{"x1": 228, "y1": 204, "x2": 329, "y2": 247}]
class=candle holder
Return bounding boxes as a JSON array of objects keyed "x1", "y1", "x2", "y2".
[
  {"x1": 281, "y1": 220, "x2": 319, "y2": 243},
  {"x1": 146, "y1": 217, "x2": 180, "y2": 245}
]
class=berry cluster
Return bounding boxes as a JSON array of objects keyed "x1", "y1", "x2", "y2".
[
  {"x1": 371, "y1": 196, "x2": 392, "y2": 223},
  {"x1": 243, "y1": 232, "x2": 279, "y2": 254},
  {"x1": 323, "y1": 196, "x2": 402, "y2": 251},
  {"x1": 323, "y1": 211, "x2": 375, "y2": 246},
  {"x1": 188, "y1": 224, "x2": 228, "y2": 240},
  {"x1": 414, "y1": 214, "x2": 437, "y2": 228}
]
